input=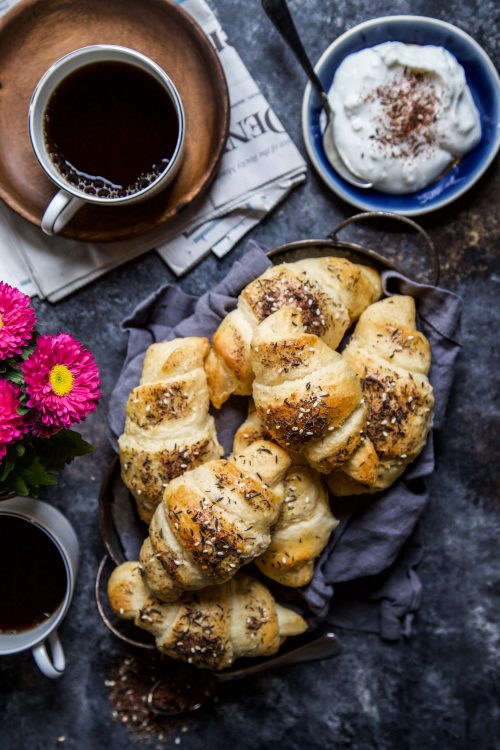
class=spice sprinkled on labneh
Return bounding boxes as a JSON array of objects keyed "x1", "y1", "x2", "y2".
[
  {"x1": 368, "y1": 70, "x2": 440, "y2": 158},
  {"x1": 327, "y1": 42, "x2": 481, "y2": 194}
]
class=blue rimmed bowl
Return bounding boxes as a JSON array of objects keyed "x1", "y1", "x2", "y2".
[{"x1": 301, "y1": 15, "x2": 500, "y2": 215}]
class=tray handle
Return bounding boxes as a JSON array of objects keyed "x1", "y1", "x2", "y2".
[
  {"x1": 329, "y1": 211, "x2": 440, "y2": 286},
  {"x1": 95, "y1": 554, "x2": 155, "y2": 650}
]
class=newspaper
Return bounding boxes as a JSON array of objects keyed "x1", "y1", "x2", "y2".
[{"x1": 0, "y1": 0, "x2": 306, "y2": 300}]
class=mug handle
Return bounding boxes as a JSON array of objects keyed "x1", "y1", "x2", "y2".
[
  {"x1": 32, "y1": 630, "x2": 65, "y2": 679},
  {"x1": 41, "y1": 190, "x2": 85, "y2": 236}
]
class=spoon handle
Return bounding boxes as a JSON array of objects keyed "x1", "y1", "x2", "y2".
[
  {"x1": 217, "y1": 631, "x2": 341, "y2": 682},
  {"x1": 261, "y1": 0, "x2": 330, "y2": 111}
]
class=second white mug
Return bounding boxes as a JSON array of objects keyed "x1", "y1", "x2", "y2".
[{"x1": 0, "y1": 497, "x2": 79, "y2": 679}]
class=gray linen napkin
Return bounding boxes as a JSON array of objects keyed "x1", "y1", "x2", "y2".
[{"x1": 108, "y1": 242, "x2": 462, "y2": 641}]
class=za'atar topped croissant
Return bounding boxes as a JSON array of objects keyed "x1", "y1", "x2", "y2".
[
  {"x1": 139, "y1": 413, "x2": 291, "y2": 602},
  {"x1": 328, "y1": 295, "x2": 434, "y2": 495},
  {"x1": 205, "y1": 257, "x2": 382, "y2": 408},
  {"x1": 250, "y1": 305, "x2": 377, "y2": 477},
  {"x1": 108, "y1": 564, "x2": 307, "y2": 670},
  {"x1": 256, "y1": 464, "x2": 338, "y2": 587},
  {"x1": 119, "y1": 337, "x2": 223, "y2": 523},
  {"x1": 232, "y1": 407, "x2": 339, "y2": 587}
]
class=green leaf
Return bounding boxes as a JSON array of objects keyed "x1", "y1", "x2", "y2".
[
  {"x1": 13, "y1": 475, "x2": 29, "y2": 496},
  {"x1": 0, "y1": 430, "x2": 93, "y2": 498},
  {"x1": 0, "y1": 457, "x2": 15, "y2": 482},
  {"x1": 16, "y1": 405, "x2": 30, "y2": 416},
  {"x1": 19, "y1": 454, "x2": 57, "y2": 488},
  {"x1": 21, "y1": 344, "x2": 35, "y2": 360},
  {"x1": 0, "y1": 443, "x2": 56, "y2": 497},
  {"x1": 4, "y1": 369, "x2": 24, "y2": 386},
  {"x1": 34, "y1": 429, "x2": 94, "y2": 473}
]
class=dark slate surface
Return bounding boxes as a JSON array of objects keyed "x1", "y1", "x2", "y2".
[{"x1": 1, "y1": 1, "x2": 500, "y2": 748}]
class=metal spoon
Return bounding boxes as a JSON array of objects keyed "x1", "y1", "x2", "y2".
[
  {"x1": 261, "y1": 0, "x2": 372, "y2": 189},
  {"x1": 147, "y1": 630, "x2": 342, "y2": 716}
]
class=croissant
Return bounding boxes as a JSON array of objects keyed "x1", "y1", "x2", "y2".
[
  {"x1": 327, "y1": 296, "x2": 434, "y2": 495},
  {"x1": 206, "y1": 257, "x2": 382, "y2": 408},
  {"x1": 139, "y1": 424, "x2": 291, "y2": 602},
  {"x1": 230, "y1": 406, "x2": 288, "y2": 503},
  {"x1": 108, "y1": 564, "x2": 307, "y2": 670},
  {"x1": 250, "y1": 306, "x2": 377, "y2": 475},
  {"x1": 232, "y1": 408, "x2": 339, "y2": 587},
  {"x1": 256, "y1": 466, "x2": 339, "y2": 587},
  {"x1": 119, "y1": 337, "x2": 223, "y2": 524}
]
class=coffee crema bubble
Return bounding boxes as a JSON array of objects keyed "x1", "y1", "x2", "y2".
[
  {"x1": 50, "y1": 155, "x2": 171, "y2": 199},
  {"x1": 44, "y1": 61, "x2": 180, "y2": 199}
]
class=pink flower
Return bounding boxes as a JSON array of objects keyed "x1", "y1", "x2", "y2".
[
  {"x1": 0, "y1": 281, "x2": 37, "y2": 361},
  {"x1": 26, "y1": 412, "x2": 61, "y2": 439},
  {"x1": 22, "y1": 333, "x2": 101, "y2": 430},
  {"x1": 0, "y1": 378, "x2": 28, "y2": 460}
]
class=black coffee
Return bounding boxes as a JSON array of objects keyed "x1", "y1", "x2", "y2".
[
  {"x1": 0, "y1": 515, "x2": 67, "y2": 633},
  {"x1": 44, "y1": 61, "x2": 179, "y2": 198}
]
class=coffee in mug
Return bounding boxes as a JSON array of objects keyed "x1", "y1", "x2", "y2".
[
  {"x1": 0, "y1": 498, "x2": 79, "y2": 679},
  {"x1": 0, "y1": 516, "x2": 67, "y2": 634},
  {"x1": 44, "y1": 61, "x2": 180, "y2": 199},
  {"x1": 29, "y1": 45, "x2": 186, "y2": 235}
]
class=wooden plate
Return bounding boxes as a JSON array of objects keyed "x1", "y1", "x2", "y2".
[{"x1": 0, "y1": 0, "x2": 229, "y2": 241}]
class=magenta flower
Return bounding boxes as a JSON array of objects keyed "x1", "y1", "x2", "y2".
[
  {"x1": 22, "y1": 333, "x2": 101, "y2": 430},
  {"x1": 0, "y1": 378, "x2": 28, "y2": 461},
  {"x1": 0, "y1": 281, "x2": 37, "y2": 361},
  {"x1": 26, "y1": 412, "x2": 60, "y2": 439}
]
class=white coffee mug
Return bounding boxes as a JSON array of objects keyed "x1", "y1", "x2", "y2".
[
  {"x1": 0, "y1": 497, "x2": 79, "y2": 679},
  {"x1": 28, "y1": 44, "x2": 186, "y2": 236}
]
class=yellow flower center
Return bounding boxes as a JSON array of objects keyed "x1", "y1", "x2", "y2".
[
  {"x1": 49, "y1": 364, "x2": 74, "y2": 396},
  {"x1": 0, "y1": 313, "x2": 3, "y2": 328}
]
